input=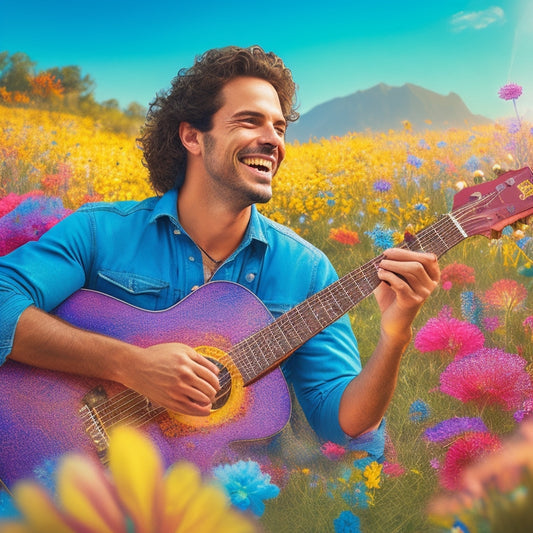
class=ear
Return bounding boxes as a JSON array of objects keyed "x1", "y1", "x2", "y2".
[{"x1": 179, "y1": 122, "x2": 202, "y2": 155}]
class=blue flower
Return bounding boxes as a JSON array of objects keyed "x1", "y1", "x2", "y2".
[
  {"x1": 341, "y1": 481, "x2": 369, "y2": 509},
  {"x1": 413, "y1": 203, "x2": 427, "y2": 211},
  {"x1": 212, "y1": 460, "x2": 280, "y2": 517},
  {"x1": 508, "y1": 120, "x2": 520, "y2": 134},
  {"x1": 452, "y1": 519, "x2": 471, "y2": 532},
  {"x1": 373, "y1": 179, "x2": 392, "y2": 192},
  {"x1": 407, "y1": 154, "x2": 423, "y2": 168},
  {"x1": 408, "y1": 399, "x2": 430, "y2": 422},
  {"x1": 464, "y1": 155, "x2": 480, "y2": 172},
  {"x1": 334, "y1": 510, "x2": 361, "y2": 533},
  {"x1": 365, "y1": 224, "x2": 395, "y2": 251},
  {"x1": 437, "y1": 141, "x2": 447, "y2": 148},
  {"x1": 461, "y1": 290, "x2": 483, "y2": 326}
]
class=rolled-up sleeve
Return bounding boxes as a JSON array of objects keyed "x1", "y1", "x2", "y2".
[{"x1": 0, "y1": 210, "x2": 92, "y2": 362}]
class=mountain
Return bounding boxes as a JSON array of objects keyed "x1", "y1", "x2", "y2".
[{"x1": 286, "y1": 83, "x2": 492, "y2": 142}]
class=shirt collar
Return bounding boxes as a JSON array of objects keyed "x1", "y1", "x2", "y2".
[
  {"x1": 149, "y1": 188, "x2": 180, "y2": 226},
  {"x1": 148, "y1": 188, "x2": 269, "y2": 248}
]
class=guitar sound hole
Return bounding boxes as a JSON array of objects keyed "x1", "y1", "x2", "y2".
[{"x1": 206, "y1": 357, "x2": 232, "y2": 411}]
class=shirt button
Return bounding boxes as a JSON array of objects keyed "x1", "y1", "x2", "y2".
[
  {"x1": 173, "y1": 229, "x2": 181, "y2": 235},
  {"x1": 245, "y1": 272, "x2": 256, "y2": 283},
  {"x1": 188, "y1": 256, "x2": 195, "y2": 262}
]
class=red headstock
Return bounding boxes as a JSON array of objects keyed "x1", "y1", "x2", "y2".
[{"x1": 451, "y1": 167, "x2": 533, "y2": 238}]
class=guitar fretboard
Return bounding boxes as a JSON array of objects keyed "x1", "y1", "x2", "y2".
[{"x1": 231, "y1": 213, "x2": 467, "y2": 384}]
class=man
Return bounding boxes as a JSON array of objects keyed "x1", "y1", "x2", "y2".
[{"x1": 0, "y1": 46, "x2": 440, "y2": 446}]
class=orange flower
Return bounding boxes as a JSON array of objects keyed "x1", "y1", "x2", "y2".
[
  {"x1": 329, "y1": 226, "x2": 360, "y2": 245},
  {"x1": 483, "y1": 279, "x2": 527, "y2": 311}
]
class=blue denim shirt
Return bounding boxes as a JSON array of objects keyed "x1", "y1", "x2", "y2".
[{"x1": 0, "y1": 188, "x2": 365, "y2": 444}]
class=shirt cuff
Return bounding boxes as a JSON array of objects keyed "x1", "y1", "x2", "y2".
[
  {"x1": 0, "y1": 292, "x2": 34, "y2": 363},
  {"x1": 344, "y1": 418, "x2": 386, "y2": 461}
]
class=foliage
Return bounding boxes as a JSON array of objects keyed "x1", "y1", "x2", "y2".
[{"x1": 0, "y1": 52, "x2": 145, "y2": 134}]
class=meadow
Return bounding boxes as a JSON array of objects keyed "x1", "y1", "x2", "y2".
[{"x1": 2, "y1": 104, "x2": 533, "y2": 532}]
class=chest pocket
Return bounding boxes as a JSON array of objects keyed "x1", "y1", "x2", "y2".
[{"x1": 96, "y1": 270, "x2": 170, "y2": 308}]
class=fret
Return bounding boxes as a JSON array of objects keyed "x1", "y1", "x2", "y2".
[
  {"x1": 280, "y1": 313, "x2": 307, "y2": 346},
  {"x1": 268, "y1": 319, "x2": 294, "y2": 353},
  {"x1": 294, "y1": 300, "x2": 323, "y2": 334}
]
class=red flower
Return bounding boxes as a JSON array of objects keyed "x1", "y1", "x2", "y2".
[{"x1": 440, "y1": 262, "x2": 475, "y2": 288}]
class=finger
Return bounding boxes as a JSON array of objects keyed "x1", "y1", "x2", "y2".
[
  {"x1": 188, "y1": 348, "x2": 221, "y2": 375},
  {"x1": 383, "y1": 248, "x2": 440, "y2": 282}
]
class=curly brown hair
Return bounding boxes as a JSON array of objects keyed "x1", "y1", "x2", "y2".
[{"x1": 138, "y1": 45, "x2": 299, "y2": 194}]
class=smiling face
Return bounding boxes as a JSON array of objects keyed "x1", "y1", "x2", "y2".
[{"x1": 197, "y1": 76, "x2": 287, "y2": 209}]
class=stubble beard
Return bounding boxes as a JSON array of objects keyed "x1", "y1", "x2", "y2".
[{"x1": 203, "y1": 133, "x2": 274, "y2": 207}]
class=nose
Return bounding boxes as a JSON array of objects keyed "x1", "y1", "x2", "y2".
[{"x1": 259, "y1": 122, "x2": 285, "y2": 153}]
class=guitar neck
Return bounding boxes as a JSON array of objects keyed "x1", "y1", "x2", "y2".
[{"x1": 232, "y1": 213, "x2": 468, "y2": 385}]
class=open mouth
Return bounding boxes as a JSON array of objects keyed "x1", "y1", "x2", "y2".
[{"x1": 240, "y1": 156, "x2": 273, "y2": 173}]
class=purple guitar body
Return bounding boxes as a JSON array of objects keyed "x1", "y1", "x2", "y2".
[{"x1": 0, "y1": 282, "x2": 291, "y2": 488}]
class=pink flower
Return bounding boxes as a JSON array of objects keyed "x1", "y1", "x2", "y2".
[
  {"x1": 439, "y1": 432, "x2": 501, "y2": 490},
  {"x1": 414, "y1": 307, "x2": 485, "y2": 359},
  {"x1": 382, "y1": 461, "x2": 406, "y2": 478},
  {"x1": 439, "y1": 348, "x2": 533, "y2": 411},
  {"x1": 498, "y1": 83, "x2": 523, "y2": 101},
  {"x1": 483, "y1": 279, "x2": 527, "y2": 311},
  {"x1": 320, "y1": 441, "x2": 346, "y2": 460}
]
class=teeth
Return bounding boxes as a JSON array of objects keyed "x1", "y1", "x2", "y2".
[{"x1": 241, "y1": 157, "x2": 273, "y2": 171}]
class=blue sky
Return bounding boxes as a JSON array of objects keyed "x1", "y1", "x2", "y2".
[{"x1": 2, "y1": 0, "x2": 533, "y2": 120}]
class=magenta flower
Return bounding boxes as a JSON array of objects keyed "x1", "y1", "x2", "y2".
[
  {"x1": 498, "y1": 82, "x2": 523, "y2": 127},
  {"x1": 439, "y1": 432, "x2": 501, "y2": 490},
  {"x1": 414, "y1": 307, "x2": 485, "y2": 359},
  {"x1": 498, "y1": 83, "x2": 523, "y2": 101},
  {"x1": 439, "y1": 348, "x2": 533, "y2": 411}
]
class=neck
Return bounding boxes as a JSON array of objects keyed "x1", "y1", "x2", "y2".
[{"x1": 177, "y1": 183, "x2": 251, "y2": 262}]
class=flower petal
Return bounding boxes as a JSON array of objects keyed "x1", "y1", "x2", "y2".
[
  {"x1": 56, "y1": 454, "x2": 126, "y2": 533},
  {"x1": 11, "y1": 481, "x2": 74, "y2": 533},
  {"x1": 107, "y1": 426, "x2": 164, "y2": 532},
  {"x1": 178, "y1": 484, "x2": 254, "y2": 533}
]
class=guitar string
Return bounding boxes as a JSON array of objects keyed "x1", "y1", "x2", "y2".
[{"x1": 82, "y1": 187, "x2": 508, "y2": 431}]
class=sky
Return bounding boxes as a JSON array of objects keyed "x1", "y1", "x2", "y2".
[{"x1": 2, "y1": 0, "x2": 533, "y2": 121}]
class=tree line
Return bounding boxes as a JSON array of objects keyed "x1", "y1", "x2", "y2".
[{"x1": 0, "y1": 51, "x2": 146, "y2": 133}]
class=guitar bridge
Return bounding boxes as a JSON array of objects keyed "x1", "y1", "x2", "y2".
[{"x1": 80, "y1": 385, "x2": 110, "y2": 464}]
